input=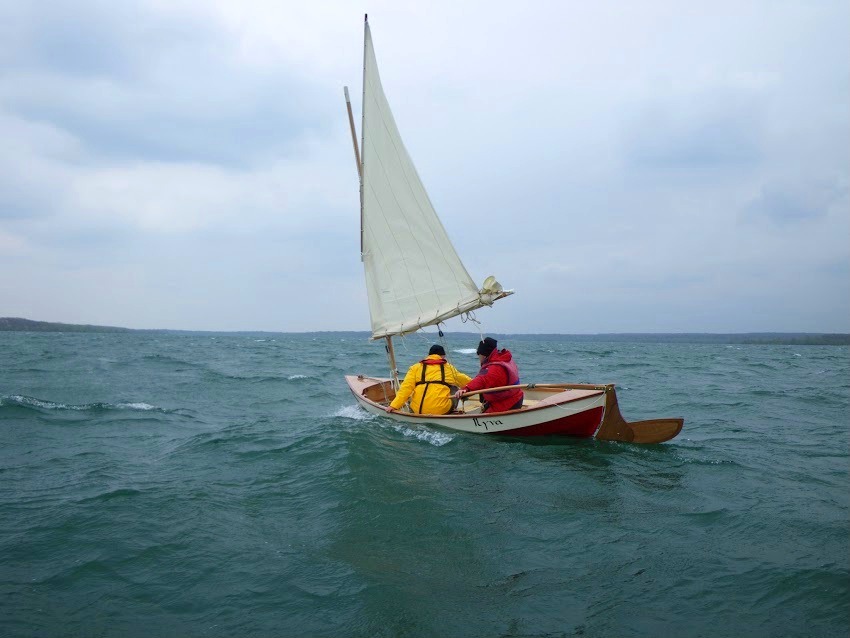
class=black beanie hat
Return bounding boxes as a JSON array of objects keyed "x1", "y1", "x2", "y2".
[
  {"x1": 477, "y1": 337, "x2": 497, "y2": 356},
  {"x1": 429, "y1": 344, "x2": 446, "y2": 356}
]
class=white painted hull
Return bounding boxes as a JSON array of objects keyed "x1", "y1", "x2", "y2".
[{"x1": 345, "y1": 375, "x2": 607, "y2": 437}]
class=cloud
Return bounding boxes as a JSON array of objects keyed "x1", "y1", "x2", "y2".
[
  {"x1": 1, "y1": 2, "x2": 331, "y2": 168},
  {"x1": 743, "y1": 178, "x2": 848, "y2": 225},
  {"x1": 622, "y1": 91, "x2": 765, "y2": 169},
  {"x1": 65, "y1": 140, "x2": 352, "y2": 234},
  {"x1": 0, "y1": 0, "x2": 358, "y2": 239},
  {"x1": 0, "y1": 113, "x2": 81, "y2": 220},
  {"x1": 4, "y1": 2, "x2": 149, "y2": 79},
  {"x1": 0, "y1": 0, "x2": 848, "y2": 332},
  {"x1": 0, "y1": 227, "x2": 31, "y2": 257}
]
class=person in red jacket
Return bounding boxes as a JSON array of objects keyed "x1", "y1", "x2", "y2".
[{"x1": 454, "y1": 337, "x2": 523, "y2": 413}]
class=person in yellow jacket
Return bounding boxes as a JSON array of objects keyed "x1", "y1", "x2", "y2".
[{"x1": 388, "y1": 345, "x2": 472, "y2": 415}]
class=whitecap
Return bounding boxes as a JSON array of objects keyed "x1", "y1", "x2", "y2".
[
  {"x1": 4, "y1": 395, "x2": 160, "y2": 412},
  {"x1": 117, "y1": 402, "x2": 157, "y2": 411},
  {"x1": 288, "y1": 374, "x2": 308, "y2": 380},
  {"x1": 6, "y1": 395, "x2": 71, "y2": 410},
  {"x1": 331, "y1": 405, "x2": 375, "y2": 421},
  {"x1": 454, "y1": 348, "x2": 477, "y2": 355},
  {"x1": 392, "y1": 424, "x2": 454, "y2": 447},
  {"x1": 331, "y1": 405, "x2": 453, "y2": 445}
]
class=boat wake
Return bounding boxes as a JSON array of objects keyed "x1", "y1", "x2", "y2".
[
  {"x1": 331, "y1": 405, "x2": 376, "y2": 421},
  {"x1": 389, "y1": 423, "x2": 454, "y2": 447},
  {"x1": 331, "y1": 404, "x2": 454, "y2": 446}
]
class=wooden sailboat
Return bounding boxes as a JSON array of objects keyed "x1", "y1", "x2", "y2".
[{"x1": 343, "y1": 16, "x2": 683, "y2": 443}]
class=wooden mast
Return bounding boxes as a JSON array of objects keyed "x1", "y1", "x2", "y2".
[
  {"x1": 343, "y1": 84, "x2": 364, "y2": 258},
  {"x1": 343, "y1": 89, "x2": 361, "y2": 181},
  {"x1": 385, "y1": 335, "x2": 400, "y2": 390}
]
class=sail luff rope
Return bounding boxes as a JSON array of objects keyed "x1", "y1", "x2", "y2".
[{"x1": 359, "y1": 17, "x2": 368, "y2": 261}]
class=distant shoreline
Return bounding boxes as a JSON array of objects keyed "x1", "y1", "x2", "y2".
[{"x1": 2, "y1": 317, "x2": 848, "y2": 345}]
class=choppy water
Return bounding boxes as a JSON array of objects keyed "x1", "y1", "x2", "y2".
[{"x1": 1, "y1": 332, "x2": 848, "y2": 637}]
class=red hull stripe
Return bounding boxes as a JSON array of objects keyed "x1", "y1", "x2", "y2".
[{"x1": 485, "y1": 406, "x2": 604, "y2": 437}]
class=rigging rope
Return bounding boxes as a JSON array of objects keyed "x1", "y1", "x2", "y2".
[
  {"x1": 460, "y1": 310, "x2": 486, "y2": 344},
  {"x1": 396, "y1": 312, "x2": 491, "y2": 375}
]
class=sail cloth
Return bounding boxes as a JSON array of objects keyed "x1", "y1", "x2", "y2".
[{"x1": 360, "y1": 21, "x2": 509, "y2": 339}]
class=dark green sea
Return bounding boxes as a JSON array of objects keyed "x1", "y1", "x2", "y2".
[{"x1": 1, "y1": 332, "x2": 848, "y2": 637}]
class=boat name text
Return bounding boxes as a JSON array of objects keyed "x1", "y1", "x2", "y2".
[{"x1": 472, "y1": 417, "x2": 503, "y2": 430}]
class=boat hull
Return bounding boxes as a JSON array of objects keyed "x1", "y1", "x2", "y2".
[{"x1": 345, "y1": 375, "x2": 607, "y2": 437}]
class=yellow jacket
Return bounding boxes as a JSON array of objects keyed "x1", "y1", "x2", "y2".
[{"x1": 390, "y1": 354, "x2": 472, "y2": 414}]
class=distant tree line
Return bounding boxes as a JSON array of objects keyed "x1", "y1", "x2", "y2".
[
  {"x1": 735, "y1": 334, "x2": 850, "y2": 345},
  {"x1": 0, "y1": 318, "x2": 133, "y2": 333},
  {"x1": 494, "y1": 332, "x2": 850, "y2": 345},
  {"x1": 1, "y1": 318, "x2": 848, "y2": 345}
]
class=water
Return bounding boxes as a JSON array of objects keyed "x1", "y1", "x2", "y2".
[{"x1": 1, "y1": 332, "x2": 848, "y2": 637}]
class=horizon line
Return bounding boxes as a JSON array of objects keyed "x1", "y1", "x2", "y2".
[{"x1": 1, "y1": 318, "x2": 848, "y2": 337}]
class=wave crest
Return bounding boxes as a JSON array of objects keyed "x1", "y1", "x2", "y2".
[
  {"x1": 391, "y1": 424, "x2": 454, "y2": 447},
  {"x1": 331, "y1": 405, "x2": 375, "y2": 421},
  {"x1": 1, "y1": 395, "x2": 162, "y2": 413}
]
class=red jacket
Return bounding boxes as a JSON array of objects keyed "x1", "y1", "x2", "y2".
[{"x1": 463, "y1": 349, "x2": 523, "y2": 413}]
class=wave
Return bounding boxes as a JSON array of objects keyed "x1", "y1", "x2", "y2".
[
  {"x1": 0, "y1": 395, "x2": 164, "y2": 413},
  {"x1": 389, "y1": 423, "x2": 454, "y2": 447},
  {"x1": 76, "y1": 488, "x2": 143, "y2": 504},
  {"x1": 453, "y1": 348, "x2": 477, "y2": 355},
  {"x1": 330, "y1": 404, "x2": 455, "y2": 446},
  {"x1": 747, "y1": 389, "x2": 786, "y2": 397},
  {"x1": 116, "y1": 402, "x2": 158, "y2": 411},
  {"x1": 141, "y1": 353, "x2": 199, "y2": 368},
  {"x1": 199, "y1": 369, "x2": 298, "y2": 384},
  {"x1": 331, "y1": 405, "x2": 376, "y2": 421}
]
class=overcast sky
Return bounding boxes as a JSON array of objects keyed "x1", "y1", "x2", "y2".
[{"x1": 1, "y1": 0, "x2": 848, "y2": 333}]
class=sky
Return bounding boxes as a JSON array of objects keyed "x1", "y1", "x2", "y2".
[{"x1": 1, "y1": 0, "x2": 848, "y2": 333}]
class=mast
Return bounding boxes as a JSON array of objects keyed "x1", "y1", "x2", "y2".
[
  {"x1": 356, "y1": 15, "x2": 399, "y2": 388},
  {"x1": 343, "y1": 87, "x2": 362, "y2": 179},
  {"x1": 343, "y1": 85, "x2": 362, "y2": 255},
  {"x1": 385, "y1": 336, "x2": 400, "y2": 390},
  {"x1": 359, "y1": 13, "x2": 368, "y2": 261}
]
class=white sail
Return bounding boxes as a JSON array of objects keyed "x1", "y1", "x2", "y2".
[{"x1": 359, "y1": 20, "x2": 509, "y2": 339}]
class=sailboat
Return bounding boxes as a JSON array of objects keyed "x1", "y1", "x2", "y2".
[{"x1": 343, "y1": 16, "x2": 683, "y2": 443}]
